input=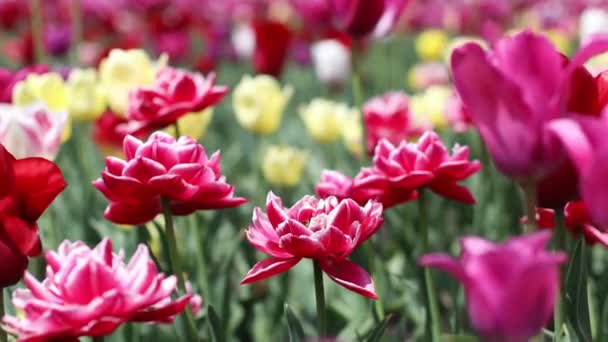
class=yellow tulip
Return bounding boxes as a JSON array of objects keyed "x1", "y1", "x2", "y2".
[
  {"x1": 262, "y1": 145, "x2": 307, "y2": 187},
  {"x1": 66, "y1": 68, "x2": 106, "y2": 121},
  {"x1": 410, "y1": 85, "x2": 452, "y2": 129},
  {"x1": 12, "y1": 72, "x2": 72, "y2": 141},
  {"x1": 233, "y1": 75, "x2": 293, "y2": 134},
  {"x1": 99, "y1": 49, "x2": 167, "y2": 116},
  {"x1": 415, "y1": 29, "x2": 449, "y2": 61},
  {"x1": 300, "y1": 98, "x2": 349, "y2": 143},
  {"x1": 340, "y1": 108, "x2": 363, "y2": 158},
  {"x1": 165, "y1": 108, "x2": 214, "y2": 140}
]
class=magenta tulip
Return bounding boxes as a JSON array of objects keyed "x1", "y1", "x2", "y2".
[
  {"x1": 419, "y1": 231, "x2": 566, "y2": 342},
  {"x1": 93, "y1": 132, "x2": 247, "y2": 225},
  {"x1": 241, "y1": 192, "x2": 383, "y2": 299}
]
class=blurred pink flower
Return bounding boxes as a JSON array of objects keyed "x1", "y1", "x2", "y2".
[
  {"x1": 361, "y1": 131, "x2": 480, "y2": 204},
  {"x1": 93, "y1": 132, "x2": 247, "y2": 225},
  {"x1": 363, "y1": 91, "x2": 421, "y2": 155},
  {"x1": 451, "y1": 30, "x2": 608, "y2": 181},
  {"x1": 3, "y1": 239, "x2": 191, "y2": 341},
  {"x1": 0, "y1": 103, "x2": 67, "y2": 160},
  {"x1": 241, "y1": 192, "x2": 383, "y2": 299},
  {"x1": 124, "y1": 67, "x2": 228, "y2": 135},
  {"x1": 419, "y1": 231, "x2": 566, "y2": 342}
]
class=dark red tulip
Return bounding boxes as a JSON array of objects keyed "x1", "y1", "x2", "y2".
[{"x1": 252, "y1": 20, "x2": 291, "y2": 77}]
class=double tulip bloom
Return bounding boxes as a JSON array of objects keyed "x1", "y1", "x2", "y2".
[
  {"x1": 363, "y1": 91, "x2": 422, "y2": 155},
  {"x1": 0, "y1": 103, "x2": 67, "y2": 160},
  {"x1": 4, "y1": 239, "x2": 191, "y2": 341},
  {"x1": 242, "y1": 193, "x2": 383, "y2": 299},
  {"x1": 124, "y1": 67, "x2": 228, "y2": 134},
  {"x1": 0, "y1": 145, "x2": 66, "y2": 287},
  {"x1": 93, "y1": 132, "x2": 247, "y2": 225},
  {"x1": 317, "y1": 131, "x2": 480, "y2": 207},
  {"x1": 420, "y1": 231, "x2": 566, "y2": 342}
]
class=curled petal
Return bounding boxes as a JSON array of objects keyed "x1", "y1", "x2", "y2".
[
  {"x1": 320, "y1": 259, "x2": 377, "y2": 299},
  {"x1": 241, "y1": 257, "x2": 300, "y2": 284}
]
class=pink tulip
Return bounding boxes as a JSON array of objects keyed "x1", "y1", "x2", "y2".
[
  {"x1": 419, "y1": 231, "x2": 566, "y2": 342},
  {"x1": 451, "y1": 30, "x2": 608, "y2": 181},
  {"x1": 3, "y1": 239, "x2": 191, "y2": 341},
  {"x1": 124, "y1": 67, "x2": 228, "y2": 135},
  {"x1": 93, "y1": 131, "x2": 247, "y2": 225},
  {"x1": 361, "y1": 131, "x2": 480, "y2": 204},
  {"x1": 241, "y1": 192, "x2": 383, "y2": 299},
  {"x1": 0, "y1": 103, "x2": 67, "y2": 160},
  {"x1": 363, "y1": 91, "x2": 422, "y2": 155}
]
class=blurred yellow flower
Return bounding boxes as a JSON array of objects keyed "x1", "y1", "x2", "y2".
[
  {"x1": 340, "y1": 108, "x2": 363, "y2": 158},
  {"x1": 164, "y1": 108, "x2": 214, "y2": 140},
  {"x1": 300, "y1": 98, "x2": 350, "y2": 143},
  {"x1": 443, "y1": 36, "x2": 488, "y2": 64},
  {"x1": 410, "y1": 85, "x2": 452, "y2": 129},
  {"x1": 415, "y1": 29, "x2": 449, "y2": 61},
  {"x1": 12, "y1": 72, "x2": 72, "y2": 141},
  {"x1": 99, "y1": 49, "x2": 167, "y2": 116},
  {"x1": 66, "y1": 68, "x2": 106, "y2": 121},
  {"x1": 544, "y1": 29, "x2": 571, "y2": 55},
  {"x1": 262, "y1": 145, "x2": 307, "y2": 187},
  {"x1": 233, "y1": 75, "x2": 293, "y2": 134}
]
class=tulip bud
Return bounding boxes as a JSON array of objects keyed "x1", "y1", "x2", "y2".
[
  {"x1": 311, "y1": 39, "x2": 351, "y2": 89},
  {"x1": 300, "y1": 98, "x2": 350, "y2": 143},
  {"x1": 261, "y1": 145, "x2": 307, "y2": 187},
  {"x1": 233, "y1": 75, "x2": 293, "y2": 135},
  {"x1": 99, "y1": 49, "x2": 167, "y2": 115},
  {"x1": 415, "y1": 29, "x2": 449, "y2": 61},
  {"x1": 232, "y1": 23, "x2": 255, "y2": 60},
  {"x1": 419, "y1": 231, "x2": 566, "y2": 342},
  {"x1": 66, "y1": 68, "x2": 106, "y2": 121},
  {"x1": 12, "y1": 72, "x2": 71, "y2": 141}
]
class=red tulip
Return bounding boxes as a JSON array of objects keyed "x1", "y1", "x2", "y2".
[
  {"x1": 332, "y1": 0, "x2": 408, "y2": 38},
  {"x1": 361, "y1": 131, "x2": 480, "y2": 204},
  {"x1": 3, "y1": 239, "x2": 191, "y2": 341},
  {"x1": 123, "y1": 67, "x2": 228, "y2": 135},
  {"x1": 93, "y1": 132, "x2": 247, "y2": 225},
  {"x1": 0, "y1": 144, "x2": 66, "y2": 287},
  {"x1": 241, "y1": 192, "x2": 383, "y2": 299},
  {"x1": 252, "y1": 20, "x2": 291, "y2": 77},
  {"x1": 363, "y1": 91, "x2": 422, "y2": 155}
]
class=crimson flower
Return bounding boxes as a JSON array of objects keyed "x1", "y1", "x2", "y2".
[
  {"x1": 252, "y1": 20, "x2": 291, "y2": 77},
  {"x1": 360, "y1": 131, "x2": 480, "y2": 204},
  {"x1": 332, "y1": 0, "x2": 408, "y2": 38},
  {"x1": 0, "y1": 144, "x2": 66, "y2": 287},
  {"x1": 420, "y1": 231, "x2": 566, "y2": 342},
  {"x1": 3, "y1": 239, "x2": 191, "y2": 341},
  {"x1": 241, "y1": 192, "x2": 383, "y2": 299},
  {"x1": 93, "y1": 132, "x2": 247, "y2": 225},
  {"x1": 363, "y1": 91, "x2": 422, "y2": 155},
  {"x1": 123, "y1": 67, "x2": 228, "y2": 135}
]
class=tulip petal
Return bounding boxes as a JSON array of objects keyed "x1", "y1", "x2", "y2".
[
  {"x1": 320, "y1": 259, "x2": 377, "y2": 299},
  {"x1": 418, "y1": 253, "x2": 465, "y2": 282},
  {"x1": 104, "y1": 200, "x2": 161, "y2": 225},
  {"x1": 241, "y1": 257, "x2": 300, "y2": 284}
]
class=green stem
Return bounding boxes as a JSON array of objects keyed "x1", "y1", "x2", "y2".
[
  {"x1": 520, "y1": 180, "x2": 538, "y2": 232},
  {"x1": 554, "y1": 211, "x2": 566, "y2": 342},
  {"x1": 174, "y1": 121, "x2": 182, "y2": 137},
  {"x1": 363, "y1": 242, "x2": 384, "y2": 322},
  {"x1": 29, "y1": 0, "x2": 45, "y2": 64},
  {"x1": 351, "y1": 52, "x2": 367, "y2": 164},
  {"x1": 313, "y1": 261, "x2": 327, "y2": 337},
  {"x1": 70, "y1": 0, "x2": 82, "y2": 66},
  {"x1": 191, "y1": 214, "x2": 210, "y2": 300},
  {"x1": 419, "y1": 189, "x2": 441, "y2": 342},
  {"x1": 160, "y1": 198, "x2": 199, "y2": 341},
  {"x1": 0, "y1": 289, "x2": 6, "y2": 342}
]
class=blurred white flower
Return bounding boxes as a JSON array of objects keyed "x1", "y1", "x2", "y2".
[
  {"x1": 580, "y1": 8, "x2": 608, "y2": 42},
  {"x1": 232, "y1": 23, "x2": 255, "y2": 59},
  {"x1": 0, "y1": 103, "x2": 67, "y2": 160},
  {"x1": 311, "y1": 39, "x2": 351, "y2": 88}
]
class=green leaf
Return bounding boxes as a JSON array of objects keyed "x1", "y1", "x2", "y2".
[
  {"x1": 565, "y1": 237, "x2": 592, "y2": 341},
  {"x1": 207, "y1": 305, "x2": 224, "y2": 342},
  {"x1": 440, "y1": 334, "x2": 479, "y2": 342},
  {"x1": 284, "y1": 303, "x2": 305, "y2": 342},
  {"x1": 364, "y1": 314, "x2": 393, "y2": 342}
]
